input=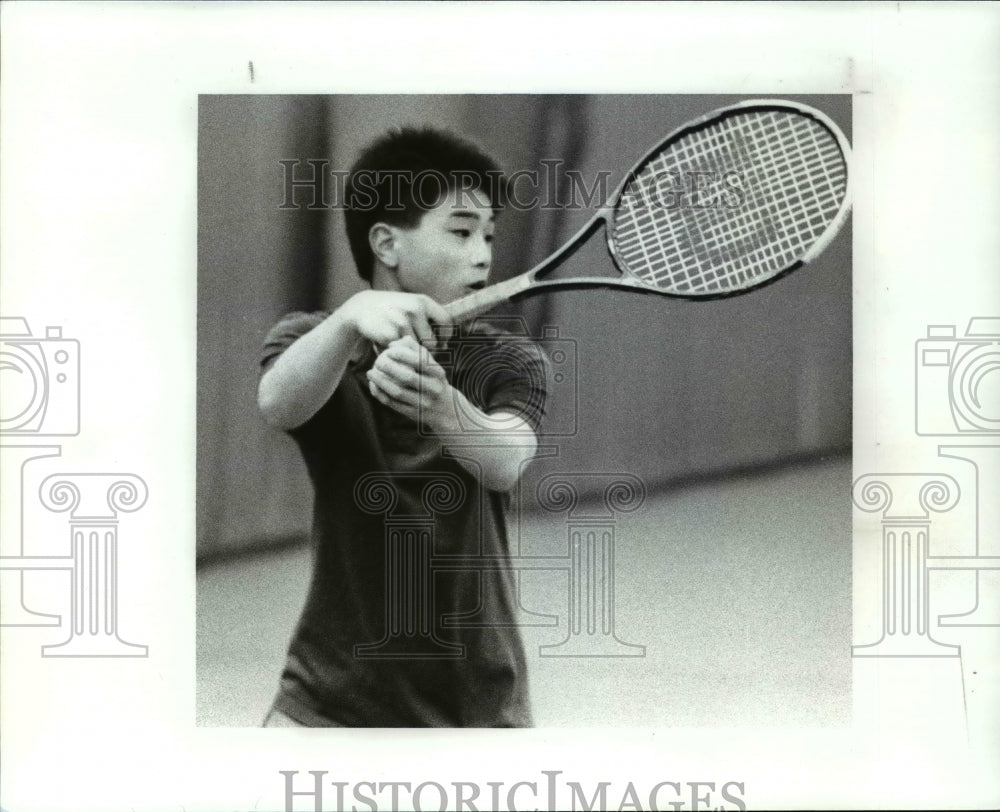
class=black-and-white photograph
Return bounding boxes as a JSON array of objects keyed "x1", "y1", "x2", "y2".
[
  {"x1": 5, "y1": 4, "x2": 998, "y2": 810},
  {"x1": 196, "y1": 94, "x2": 853, "y2": 730}
]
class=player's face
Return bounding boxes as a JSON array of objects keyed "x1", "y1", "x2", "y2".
[{"x1": 393, "y1": 186, "x2": 495, "y2": 304}]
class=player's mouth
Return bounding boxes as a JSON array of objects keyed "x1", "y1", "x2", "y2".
[{"x1": 466, "y1": 281, "x2": 487, "y2": 292}]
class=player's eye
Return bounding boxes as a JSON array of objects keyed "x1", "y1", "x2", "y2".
[
  {"x1": 484, "y1": 233, "x2": 494, "y2": 244},
  {"x1": 451, "y1": 229, "x2": 471, "y2": 238}
]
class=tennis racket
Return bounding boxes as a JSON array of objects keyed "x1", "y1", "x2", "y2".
[{"x1": 443, "y1": 99, "x2": 851, "y2": 324}]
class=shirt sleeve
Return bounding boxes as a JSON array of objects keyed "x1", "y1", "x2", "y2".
[
  {"x1": 259, "y1": 311, "x2": 329, "y2": 373},
  {"x1": 466, "y1": 333, "x2": 550, "y2": 436}
]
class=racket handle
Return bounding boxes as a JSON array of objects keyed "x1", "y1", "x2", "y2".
[{"x1": 445, "y1": 273, "x2": 534, "y2": 324}]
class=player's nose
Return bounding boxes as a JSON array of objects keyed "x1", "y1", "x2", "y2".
[{"x1": 471, "y1": 234, "x2": 492, "y2": 271}]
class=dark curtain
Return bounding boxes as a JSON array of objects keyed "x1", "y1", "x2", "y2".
[
  {"x1": 197, "y1": 96, "x2": 329, "y2": 557},
  {"x1": 197, "y1": 95, "x2": 851, "y2": 559}
]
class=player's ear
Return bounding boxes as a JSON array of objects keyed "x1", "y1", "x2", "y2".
[{"x1": 369, "y1": 223, "x2": 399, "y2": 270}]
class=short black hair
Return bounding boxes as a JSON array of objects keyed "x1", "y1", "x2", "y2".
[{"x1": 344, "y1": 127, "x2": 507, "y2": 282}]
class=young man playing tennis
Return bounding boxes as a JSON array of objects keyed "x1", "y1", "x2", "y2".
[{"x1": 257, "y1": 128, "x2": 547, "y2": 727}]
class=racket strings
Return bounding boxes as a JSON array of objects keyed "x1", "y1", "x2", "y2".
[
  {"x1": 620, "y1": 113, "x2": 834, "y2": 289},
  {"x1": 693, "y1": 114, "x2": 839, "y2": 285},
  {"x1": 612, "y1": 109, "x2": 848, "y2": 295}
]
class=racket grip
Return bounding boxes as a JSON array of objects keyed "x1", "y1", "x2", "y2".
[
  {"x1": 445, "y1": 273, "x2": 534, "y2": 324},
  {"x1": 445, "y1": 297, "x2": 499, "y2": 325}
]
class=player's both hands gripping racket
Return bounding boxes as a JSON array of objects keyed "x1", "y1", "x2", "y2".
[{"x1": 444, "y1": 99, "x2": 852, "y2": 324}]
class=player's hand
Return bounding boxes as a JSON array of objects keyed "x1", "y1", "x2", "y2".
[
  {"x1": 339, "y1": 290, "x2": 451, "y2": 349},
  {"x1": 366, "y1": 336, "x2": 457, "y2": 429}
]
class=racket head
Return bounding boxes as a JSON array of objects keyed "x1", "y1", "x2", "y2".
[{"x1": 606, "y1": 99, "x2": 852, "y2": 300}]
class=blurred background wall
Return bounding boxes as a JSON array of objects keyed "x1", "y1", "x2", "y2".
[{"x1": 197, "y1": 94, "x2": 851, "y2": 559}]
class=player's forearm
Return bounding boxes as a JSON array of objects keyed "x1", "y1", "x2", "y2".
[
  {"x1": 425, "y1": 393, "x2": 538, "y2": 492},
  {"x1": 258, "y1": 309, "x2": 363, "y2": 430}
]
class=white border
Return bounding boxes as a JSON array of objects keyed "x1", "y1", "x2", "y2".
[{"x1": 2, "y1": 2, "x2": 999, "y2": 810}]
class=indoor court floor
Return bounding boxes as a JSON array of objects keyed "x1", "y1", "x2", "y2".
[{"x1": 197, "y1": 454, "x2": 851, "y2": 728}]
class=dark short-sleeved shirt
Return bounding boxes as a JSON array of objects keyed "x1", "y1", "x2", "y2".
[{"x1": 260, "y1": 311, "x2": 548, "y2": 727}]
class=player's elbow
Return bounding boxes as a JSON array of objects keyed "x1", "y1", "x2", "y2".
[
  {"x1": 480, "y1": 437, "x2": 538, "y2": 493},
  {"x1": 257, "y1": 373, "x2": 299, "y2": 430},
  {"x1": 257, "y1": 384, "x2": 285, "y2": 429},
  {"x1": 481, "y1": 464, "x2": 522, "y2": 494}
]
